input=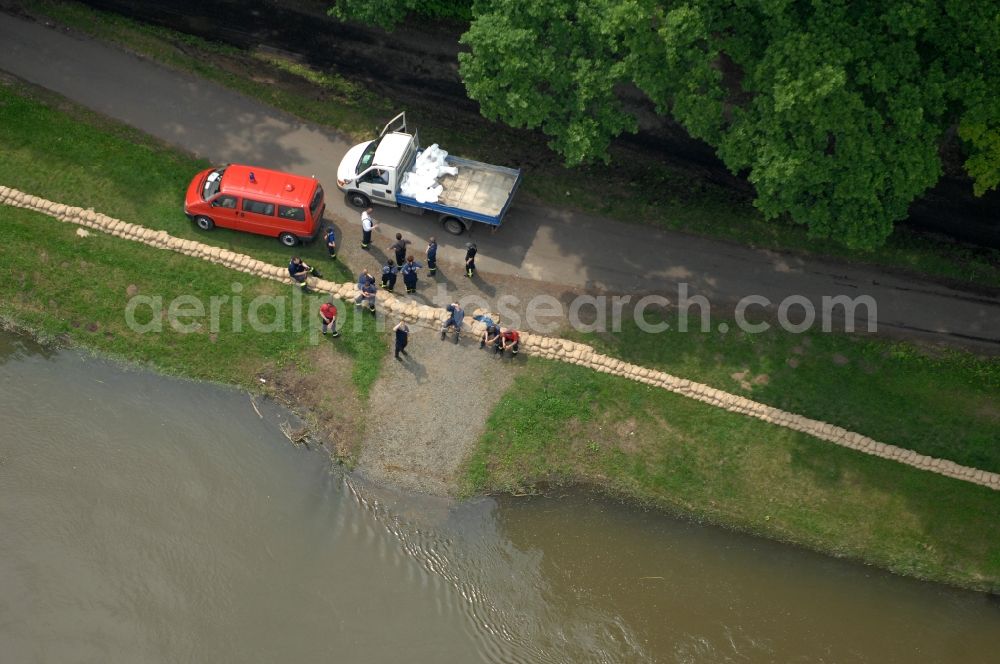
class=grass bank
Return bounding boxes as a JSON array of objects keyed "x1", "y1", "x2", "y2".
[
  {"x1": 569, "y1": 315, "x2": 1000, "y2": 473},
  {"x1": 467, "y1": 314, "x2": 1000, "y2": 589},
  {"x1": 464, "y1": 359, "x2": 1000, "y2": 592},
  {"x1": 0, "y1": 200, "x2": 383, "y2": 456},
  {"x1": 0, "y1": 80, "x2": 387, "y2": 400},
  {"x1": 21, "y1": 0, "x2": 1000, "y2": 288}
]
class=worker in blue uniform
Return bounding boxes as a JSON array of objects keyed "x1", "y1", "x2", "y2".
[
  {"x1": 288, "y1": 256, "x2": 321, "y2": 293},
  {"x1": 426, "y1": 237, "x2": 438, "y2": 276},
  {"x1": 381, "y1": 259, "x2": 399, "y2": 292},
  {"x1": 400, "y1": 255, "x2": 423, "y2": 293},
  {"x1": 440, "y1": 302, "x2": 465, "y2": 344},
  {"x1": 325, "y1": 226, "x2": 337, "y2": 259},
  {"x1": 393, "y1": 320, "x2": 409, "y2": 360},
  {"x1": 464, "y1": 242, "x2": 477, "y2": 278},
  {"x1": 354, "y1": 278, "x2": 377, "y2": 313}
]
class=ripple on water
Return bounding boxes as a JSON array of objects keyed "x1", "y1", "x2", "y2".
[{"x1": 2, "y1": 333, "x2": 999, "y2": 663}]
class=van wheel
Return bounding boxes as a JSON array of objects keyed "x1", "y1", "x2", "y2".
[
  {"x1": 278, "y1": 232, "x2": 299, "y2": 247},
  {"x1": 347, "y1": 192, "x2": 371, "y2": 209},
  {"x1": 441, "y1": 216, "x2": 466, "y2": 235},
  {"x1": 194, "y1": 216, "x2": 215, "y2": 231}
]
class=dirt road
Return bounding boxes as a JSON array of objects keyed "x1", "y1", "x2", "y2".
[{"x1": 1, "y1": 11, "x2": 998, "y2": 351}]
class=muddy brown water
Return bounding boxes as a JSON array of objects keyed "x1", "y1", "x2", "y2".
[{"x1": 1, "y1": 331, "x2": 998, "y2": 663}]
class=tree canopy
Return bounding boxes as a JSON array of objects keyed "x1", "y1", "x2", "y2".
[{"x1": 332, "y1": 0, "x2": 1000, "y2": 250}]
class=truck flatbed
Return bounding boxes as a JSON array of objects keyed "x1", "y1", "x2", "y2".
[{"x1": 397, "y1": 154, "x2": 522, "y2": 227}]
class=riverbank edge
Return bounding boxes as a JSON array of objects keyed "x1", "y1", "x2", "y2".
[
  {"x1": 459, "y1": 358, "x2": 1000, "y2": 595},
  {"x1": 17, "y1": 0, "x2": 1000, "y2": 289},
  {"x1": 7, "y1": 312, "x2": 998, "y2": 595},
  {"x1": 5, "y1": 185, "x2": 996, "y2": 492},
  {"x1": 3, "y1": 210, "x2": 997, "y2": 593},
  {"x1": 0, "y1": 314, "x2": 332, "y2": 448},
  {"x1": 476, "y1": 474, "x2": 1000, "y2": 596}
]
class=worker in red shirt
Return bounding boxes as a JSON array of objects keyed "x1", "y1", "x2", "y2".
[
  {"x1": 319, "y1": 300, "x2": 339, "y2": 337},
  {"x1": 496, "y1": 327, "x2": 520, "y2": 357}
]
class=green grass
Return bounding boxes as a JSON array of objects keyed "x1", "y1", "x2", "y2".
[
  {"x1": 465, "y1": 359, "x2": 1000, "y2": 591},
  {"x1": 252, "y1": 52, "x2": 366, "y2": 100},
  {"x1": 567, "y1": 314, "x2": 1000, "y2": 473},
  {"x1": 0, "y1": 81, "x2": 352, "y2": 275},
  {"x1": 336, "y1": 318, "x2": 387, "y2": 399},
  {"x1": 23, "y1": 0, "x2": 1000, "y2": 288},
  {"x1": 1, "y1": 206, "x2": 321, "y2": 379},
  {"x1": 0, "y1": 81, "x2": 386, "y2": 397}
]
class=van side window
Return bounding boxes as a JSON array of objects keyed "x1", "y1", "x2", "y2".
[
  {"x1": 243, "y1": 198, "x2": 275, "y2": 216},
  {"x1": 211, "y1": 195, "x2": 237, "y2": 209},
  {"x1": 279, "y1": 205, "x2": 306, "y2": 221}
]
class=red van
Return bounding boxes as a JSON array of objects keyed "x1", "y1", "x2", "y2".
[{"x1": 184, "y1": 164, "x2": 325, "y2": 246}]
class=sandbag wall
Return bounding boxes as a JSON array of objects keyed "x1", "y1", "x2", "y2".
[{"x1": 1, "y1": 185, "x2": 997, "y2": 491}]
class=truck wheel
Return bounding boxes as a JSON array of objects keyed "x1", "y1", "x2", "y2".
[
  {"x1": 347, "y1": 192, "x2": 371, "y2": 209},
  {"x1": 194, "y1": 215, "x2": 215, "y2": 231},
  {"x1": 278, "y1": 232, "x2": 299, "y2": 247},
  {"x1": 441, "y1": 216, "x2": 466, "y2": 235}
]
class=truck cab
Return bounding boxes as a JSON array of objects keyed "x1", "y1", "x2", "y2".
[{"x1": 337, "y1": 113, "x2": 416, "y2": 209}]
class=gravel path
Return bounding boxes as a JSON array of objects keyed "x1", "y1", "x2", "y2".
[{"x1": 354, "y1": 318, "x2": 517, "y2": 495}]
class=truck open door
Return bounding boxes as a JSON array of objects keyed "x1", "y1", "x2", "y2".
[
  {"x1": 379, "y1": 112, "x2": 407, "y2": 138},
  {"x1": 379, "y1": 111, "x2": 419, "y2": 149}
]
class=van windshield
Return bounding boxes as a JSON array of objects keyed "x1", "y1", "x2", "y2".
[
  {"x1": 355, "y1": 139, "x2": 381, "y2": 174},
  {"x1": 202, "y1": 167, "x2": 226, "y2": 199}
]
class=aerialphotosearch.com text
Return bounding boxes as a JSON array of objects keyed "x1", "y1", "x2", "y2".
[{"x1": 124, "y1": 282, "x2": 877, "y2": 340}]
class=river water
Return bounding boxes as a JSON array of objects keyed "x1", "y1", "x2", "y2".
[{"x1": 1, "y1": 332, "x2": 997, "y2": 663}]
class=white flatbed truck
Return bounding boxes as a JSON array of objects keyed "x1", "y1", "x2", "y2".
[{"x1": 336, "y1": 113, "x2": 522, "y2": 235}]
